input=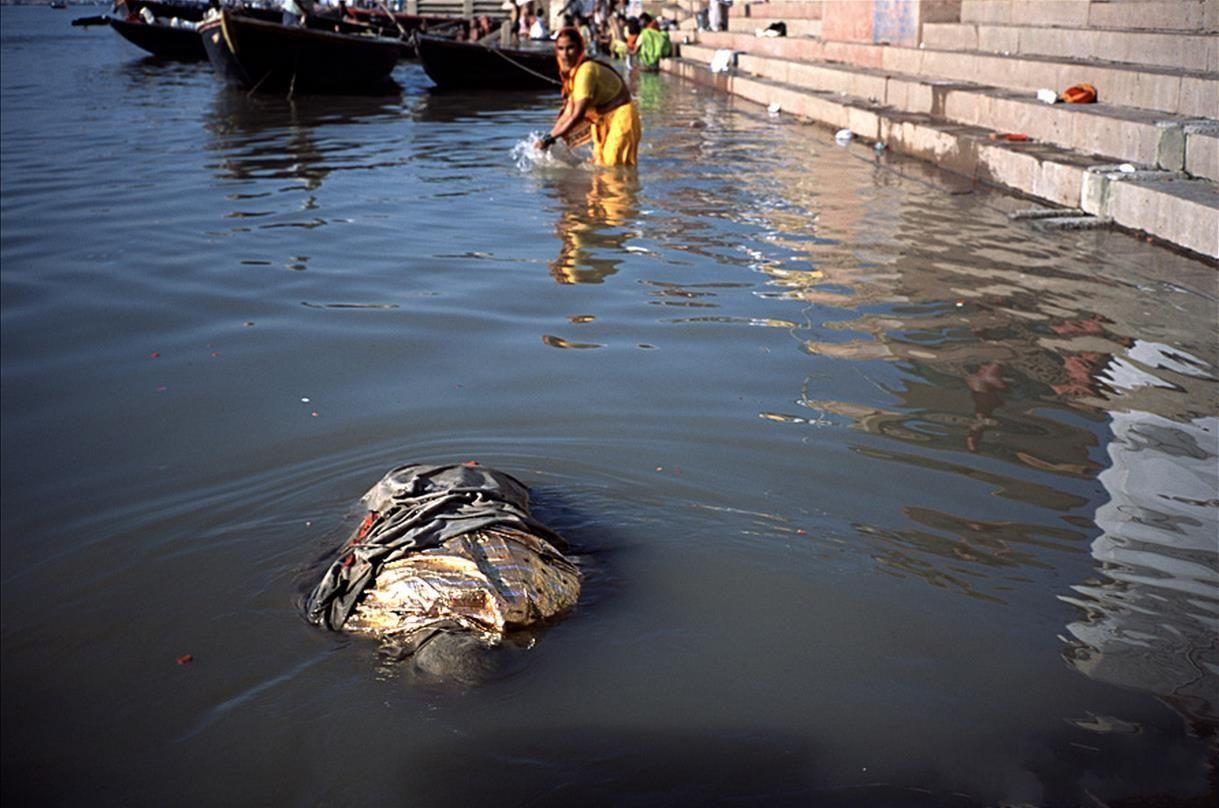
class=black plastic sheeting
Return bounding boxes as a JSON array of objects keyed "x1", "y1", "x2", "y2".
[{"x1": 305, "y1": 464, "x2": 567, "y2": 630}]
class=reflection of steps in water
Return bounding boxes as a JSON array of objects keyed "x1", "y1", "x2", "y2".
[{"x1": 1062, "y1": 411, "x2": 1219, "y2": 724}]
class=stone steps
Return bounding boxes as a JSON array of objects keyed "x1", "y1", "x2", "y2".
[
  {"x1": 961, "y1": 0, "x2": 1218, "y2": 32},
  {"x1": 728, "y1": 16, "x2": 823, "y2": 37},
  {"x1": 680, "y1": 42, "x2": 1216, "y2": 175},
  {"x1": 922, "y1": 22, "x2": 1219, "y2": 71},
  {"x1": 694, "y1": 30, "x2": 1218, "y2": 118},
  {"x1": 739, "y1": 1, "x2": 823, "y2": 20},
  {"x1": 664, "y1": 50, "x2": 1219, "y2": 257}
]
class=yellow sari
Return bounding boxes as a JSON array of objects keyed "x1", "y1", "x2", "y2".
[{"x1": 563, "y1": 59, "x2": 641, "y2": 167}]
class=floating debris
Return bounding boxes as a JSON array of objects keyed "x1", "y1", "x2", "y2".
[{"x1": 1009, "y1": 207, "x2": 1086, "y2": 220}]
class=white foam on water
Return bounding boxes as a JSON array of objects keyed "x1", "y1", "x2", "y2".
[{"x1": 513, "y1": 131, "x2": 586, "y2": 171}]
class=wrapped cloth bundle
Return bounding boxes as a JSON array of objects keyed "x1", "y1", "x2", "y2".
[{"x1": 306, "y1": 464, "x2": 580, "y2": 654}]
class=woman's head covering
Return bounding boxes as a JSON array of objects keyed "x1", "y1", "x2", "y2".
[
  {"x1": 555, "y1": 26, "x2": 587, "y2": 96},
  {"x1": 555, "y1": 25, "x2": 586, "y2": 55}
]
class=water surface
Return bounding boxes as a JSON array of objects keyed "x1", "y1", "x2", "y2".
[{"x1": 3, "y1": 6, "x2": 1217, "y2": 806}]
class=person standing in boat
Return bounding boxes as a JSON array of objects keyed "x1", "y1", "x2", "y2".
[{"x1": 539, "y1": 27, "x2": 641, "y2": 167}]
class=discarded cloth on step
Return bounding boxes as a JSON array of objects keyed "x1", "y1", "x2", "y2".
[
  {"x1": 1060, "y1": 83, "x2": 1097, "y2": 103},
  {"x1": 306, "y1": 463, "x2": 570, "y2": 630},
  {"x1": 709, "y1": 48, "x2": 735, "y2": 73}
]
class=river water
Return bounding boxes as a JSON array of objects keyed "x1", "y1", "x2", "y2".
[{"x1": 3, "y1": 6, "x2": 1217, "y2": 806}]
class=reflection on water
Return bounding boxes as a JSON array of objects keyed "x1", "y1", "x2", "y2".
[
  {"x1": 727, "y1": 143, "x2": 1219, "y2": 725},
  {"x1": 548, "y1": 167, "x2": 639, "y2": 284},
  {"x1": 640, "y1": 96, "x2": 1219, "y2": 738},
  {"x1": 3, "y1": 6, "x2": 1218, "y2": 803},
  {"x1": 1063, "y1": 412, "x2": 1218, "y2": 724},
  {"x1": 205, "y1": 90, "x2": 404, "y2": 191}
]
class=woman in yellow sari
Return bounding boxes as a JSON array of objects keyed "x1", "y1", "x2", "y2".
[{"x1": 539, "y1": 27, "x2": 642, "y2": 167}]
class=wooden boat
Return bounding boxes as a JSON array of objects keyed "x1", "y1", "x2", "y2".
[
  {"x1": 108, "y1": 3, "x2": 280, "y2": 62},
  {"x1": 346, "y1": 7, "x2": 473, "y2": 39},
  {"x1": 416, "y1": 34, "x2": 561, "y2": 91},
  {"x1": 110, "y1": 17, "x2": 208, "y2": 61},
  {"x1": 199, "y1": 11, "x2": 402, "y2": 94},
  {"x1": 115, "y1": 0, "x2": 209, "y2": 23}
]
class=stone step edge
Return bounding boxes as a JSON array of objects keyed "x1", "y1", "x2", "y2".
[
  {"x1": 739, "y1": 2, "x2": 823, "y2": 20},
  {"x1": 694, "y1": 30, "x2": 1219, "y2": 81},
  {"x1": 678, "y1": 42, "x2": 1218, "y2": 177},
  {"x1": 688, "y1": 30, "x2": 1218, "y2": 119},
  {"x1": 924, "y1": 21, "x2": 1219, "y2": 37},
  {"x1": 659, "y1": 57, "x2": 1219, "y2": 259},
  {"x1": 919, "y1": 22, "x2": 1219, "y2": 72}
]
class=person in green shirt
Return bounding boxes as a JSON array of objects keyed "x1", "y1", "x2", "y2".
[{"x1": 635, "y1": 13, "x2": 671, "y2": 72}]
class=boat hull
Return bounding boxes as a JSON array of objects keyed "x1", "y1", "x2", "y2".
[
  {"x1": 111, "y1": 18, "x2": 207, "y2": 61},
  {"x1": 416, "y1": 35, "x2": 560, "y2": 91},
  {"x1": 199, "y1": 12, "x2": 401, "y2": 94}
]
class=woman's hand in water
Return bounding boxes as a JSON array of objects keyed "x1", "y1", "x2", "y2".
[{"x1": 539, "y1": 134, "x2": 557, "y2": 150}]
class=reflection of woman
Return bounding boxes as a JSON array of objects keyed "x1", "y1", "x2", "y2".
[
  {"x1": 540, "y1": 27, "x2": 641, "y2": 167},
  {"x1": 550, "y1": 168, "x2": 640, "y2": 284}
]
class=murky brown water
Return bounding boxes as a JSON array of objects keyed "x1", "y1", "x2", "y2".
[{"x1": 3, "y1": 6, "x2": 1217, "y2": 805}]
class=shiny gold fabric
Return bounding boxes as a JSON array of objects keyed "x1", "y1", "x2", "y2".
[{"x1": 344, "y1": 526, "x2": 581, "y2": 644}]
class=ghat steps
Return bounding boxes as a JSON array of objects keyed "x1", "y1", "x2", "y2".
[{"x1": 665, "y1": 0, "x2": 1218, "y2": 258}]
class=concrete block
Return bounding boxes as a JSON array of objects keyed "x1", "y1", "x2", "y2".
[
  {"x1": 961, "y1": 0, "x2": 1012, "y2": 24},
  {"x1": 922, "y1": 22, "x2": 978, "y2": 49},
  {"x1": 1157, "y1": 121, "x2": 1187, "y2": 172},
  {"x1": 739, "y1": 53, "x2": 782, "y2": 82},
  {"x1": 1079, "y1": 166, "x2": 1219, "y2": 258},
  {"x1": 941, "y1": 87, "x2": 986, "y2": 126},
  {"x1": 847, "y1": 70, "x2": 888, "y2": 101},
  {"x1": 793, "y1": 19, "x2": 824, "y2": 37},
  {"x1": 784, "y1": 36, "x2": 829, "y2": 59},
  {"x1": 1098, "y1": 30, "x2": 1214, "y2": 71},
  {"x1": 774, "y1": 84, "x2": 813, "y2": 117},
  {"x1": 1030, "y1": 157, "x2": 1087, "y2": 207},
  {"x1": 846, "y1": 105, "x2": 883, "y2": 139},
  {"x1": 1101, "y1": 64, "x2": 1188, "y2": 116},
  {"x1": 885, "y1": 118, "x2": 975, "y2": 177},
  {"x1": 1207, "y1": 0, "x2": 1219, "y2": 31},
  {"x1": 1184, "y1": 124, "x2": 1219, "y2": 182},
  {"x1": 1088, "y1": 114, "x2": 1160, "y2": 165},
  {"x1": 976, "y1": 140, "x2": 1036, "y2": 191},
  {"x1": 997, "y1": 55, "x2": 1063, "y2": 91},
  {"x1": 1017, "y1": 0, "x2": 1090, "y2": 27},
  {"x1": 744, "y1": 2, "x2": 824, "y2": 20},
  {"x1": 886, "y1": 76, "x2": 935, "y2": 114},
  {"x1": 734, "y1": 75, "x2": 771, "y2": 107},
  {"x1": 1108, "y1": 179, "x2": 1219, "y2": 258},
  {"x1": 826, "y1": 40, "x2": 886, "y2": 66},
  {"x1": 1080, "y1": 166, "x2": 1113, "y2": 216},
  {"x1": 728, "y1": 17, "x2": 823, "y2": 37},
  {"x1": 806, "y1": 92, "x2": 853, "y2": 127},
  {"x1": 680, "y1": 44, "x2": 716, "y2": 62},
  {"x1": 923, "y1": 0, "x2": 965, "y2": 24},
  {"x1": 783, "y1": 61, "x2": 822, "y2": 91},
  {"x1": 821, "y1": 0, "x2": 874, "y2": 42},
  {"x1": 1017, "y1": 26, "x2": 1072, "y2": 59},
  {"x1": 1088, "y1": 1, "x2": 1208, "y2": 32},
  {"x1": 881, "y1": 44, "x2": 926, "y2": 74},
  {"x1": 977, "y1": 24, "x2": 1018, "y2": 53}
]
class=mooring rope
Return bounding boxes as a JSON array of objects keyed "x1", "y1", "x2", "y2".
[{"x1": 479, "y1": 41, "x2": 562, "y2": 87}]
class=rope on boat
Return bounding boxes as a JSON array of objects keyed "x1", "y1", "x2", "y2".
[{"x1": 479, "y1": 42, "x2": 561, "y2": 87}]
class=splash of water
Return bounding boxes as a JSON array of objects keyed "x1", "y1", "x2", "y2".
[{"x1": 513, "y1": 130, "x2": 585, "y2": 170}]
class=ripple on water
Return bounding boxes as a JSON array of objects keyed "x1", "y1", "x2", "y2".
[{"x1": 2, "y1": 9, "x2": 1217, "y2": 803}]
